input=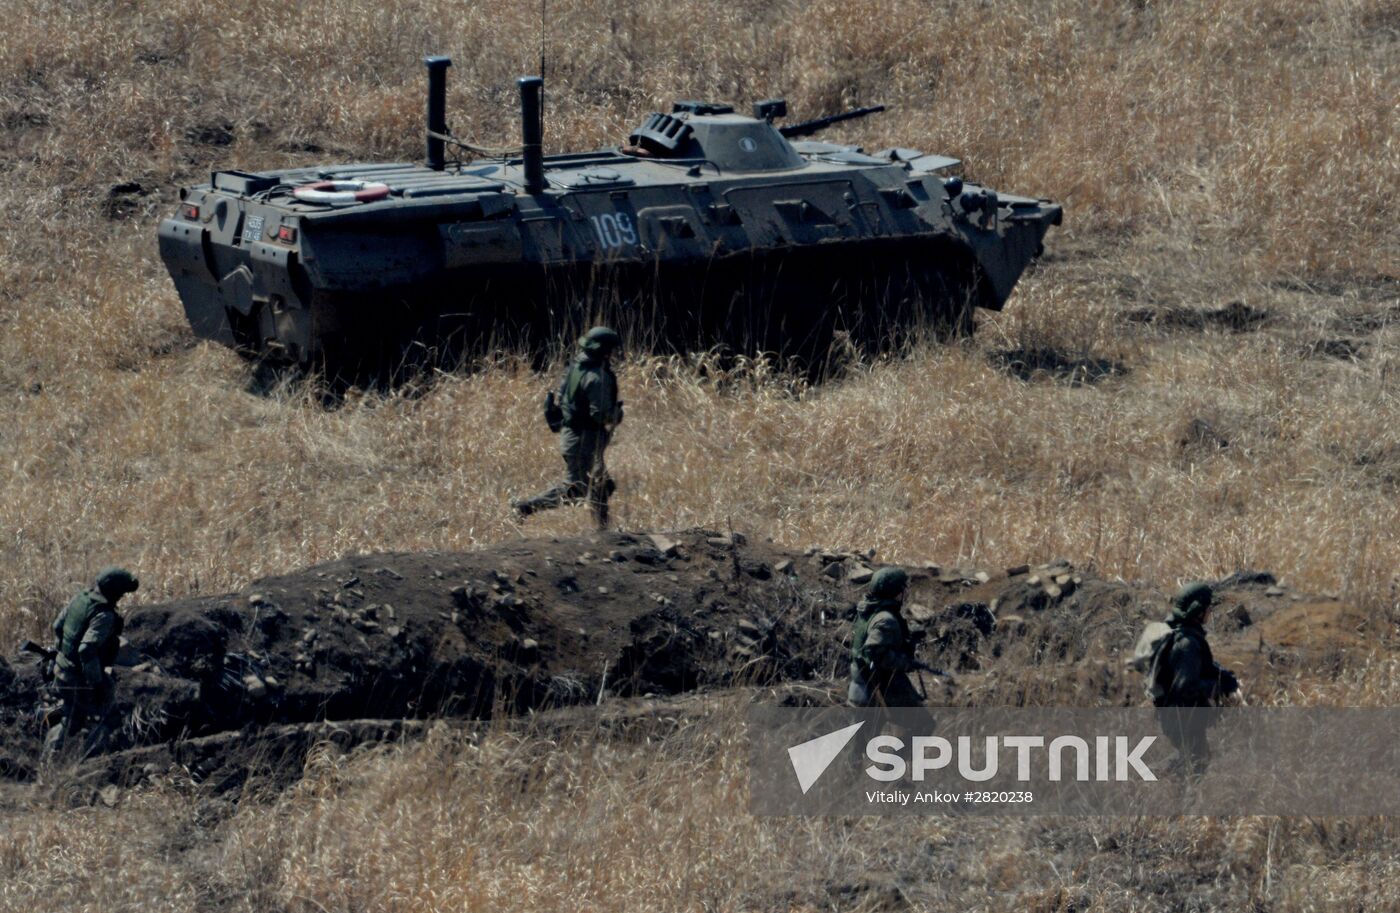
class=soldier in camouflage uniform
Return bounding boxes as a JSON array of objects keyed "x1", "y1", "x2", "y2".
[
  {"x1": 513, "y1": 327, "x2": 624, "y2": 529},
  {"x1": 848, "y1": 567, "x2": 931, "y2": 708},
  {"x1": 42, "y1": 566, "x2": 139, "y2": 763},
  {"x1": 1153, "y1": 582, "x2": 1239, "y2": 778}
]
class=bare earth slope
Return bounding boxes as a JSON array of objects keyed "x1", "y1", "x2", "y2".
[{"x1": 1, "y1": 530, "x2": 1362, "y2": 799}]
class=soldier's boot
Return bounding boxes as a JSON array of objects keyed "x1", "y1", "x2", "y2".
[
  {"x1": 512, "y1": 480, "x2": 583, "y2": 519},
  {"x1": 77, "y1": 718, "x2": 113, "y2": 763}
]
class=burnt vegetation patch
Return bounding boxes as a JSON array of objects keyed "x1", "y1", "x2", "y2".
[
  {"x1": 990, "y1": 346, "x2": 1128, "y2": 386},
  {"x1": 1176, "y1": 416, "x2": 1231, "y2": 456},
  {"x1": 1299, "y1": 337, "x2": 1363, "y2": 361},
  {"x1": 1122, "y1": 301, "x2": 1270, "y2": 333}
]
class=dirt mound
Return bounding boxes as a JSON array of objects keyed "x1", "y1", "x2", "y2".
[{"x1": 0, "y1": 531, "x2": 1364, "y2": 790}]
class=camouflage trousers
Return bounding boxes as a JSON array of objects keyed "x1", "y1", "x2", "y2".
[
  {"x1": 847, "y1": 670, "x2": 935, "y2": 771},
  {"x1": 847, "y1": 669, "x2": 926, "y2": 709},
  {"x1": 42, "y1": 679, "x2": 114, "y2": 764},
  {"x1": 1155, "y1": 706, "x2": 1215, "y2": 779},
  {"x1": 517, "y1": 426, "x2": 613, "y2": 525}
]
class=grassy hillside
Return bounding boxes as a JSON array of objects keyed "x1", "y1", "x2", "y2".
[{"x1": 1, "y1": 0, "x2": 1398, "y2": 909}]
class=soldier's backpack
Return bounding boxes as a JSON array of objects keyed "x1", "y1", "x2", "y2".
[
  {"x1": 543, "y1": 390, "x2": 564, "y2": 433},
  {"x1": 1127, "y1": 621, "x2": 1177, "y2": 701}
]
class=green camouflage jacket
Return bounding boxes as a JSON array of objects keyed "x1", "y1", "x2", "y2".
[
  {"x1": 851, "y1": 597, "x2": 917, "y2": 681},
  {"x1": 1158, "y1": 622, "x2": 1229, "y2": 707},
  {"x1": 51, "y1": 589, "x2": 122, "y2": 688},
  {"x1": 559, "y1": 355, "x2": 621, "y2": 431}
]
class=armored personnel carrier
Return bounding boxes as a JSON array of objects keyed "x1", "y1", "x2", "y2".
[{"x1": 159, "y1": 56, "x2": 1060, "y2": 377}]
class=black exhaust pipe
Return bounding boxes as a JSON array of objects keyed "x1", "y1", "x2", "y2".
[
  {"x1": 518, "y1": 76, "x2": 545, "y2": 194},
  {"x1": 424, "y1": 55, "x2": 452, "y2": 171}
]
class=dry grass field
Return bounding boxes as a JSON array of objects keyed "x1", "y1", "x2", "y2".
[{"x1": 1, "y1": 0, "x2": 1398, "y2": 910}]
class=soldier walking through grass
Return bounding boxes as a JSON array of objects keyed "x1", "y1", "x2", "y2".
[
  {"x1": 513, "y1": 326, "x2": 624, "y2": 529},
  {"x1": 42, "y1": 566, "x2": 139, "y2": 764},
  {"x1": 848, "y1": 567, "x2": 935, "y2": 708},
  {"x1": 1151, "y1": 582, "x2": 1239, "y2": 779}
]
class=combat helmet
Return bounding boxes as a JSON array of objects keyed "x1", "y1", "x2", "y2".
[
  {"x1": 867, "y1": 567, "x2": 909, "y2": 600},
  {"x1": 579, "y1": 326, "x2": 622, "y2": 358},
  {"x1": 95, "y1": 566, "x2": 140, "y2": 600},
  {"x1": 1171, "y1": 582, "x2": 1213, "y2": 623}
]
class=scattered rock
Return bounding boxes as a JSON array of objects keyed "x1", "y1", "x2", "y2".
[
  {"x1": 1005, "y1": 565, "x2": 1029, "y2": 577},
  {"x1": 774, "y1": 559, "x2": 794, "y2": 575},
  {"x1": 742, "y1": 560, "x2": 773, "y2": 581},
  {"x1": 1227, "y1": 605, "x2": 1253, "y2": 629},
  {"x1": 242, "y1": 674, "x2": 267, "y2": 700},
  {"x1": 906, "y1": 603, "x2": 935, "y2": 623},
  {"x1": 848, "y1": 565, "x2": 874, "y2": 585},
  {"x1": 822, "y1": 562, "x2": 844, "y2": 579},
  {"x1": 996, "y1": 614, "x2": 1027, "y2": 634},
  {"x1": 648, "y1": 534, "x2": 680, "y2": 558}
]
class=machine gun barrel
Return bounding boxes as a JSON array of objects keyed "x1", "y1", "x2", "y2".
[{"x1": 778, "y1": 104, "x2": 886, "y2": 139}]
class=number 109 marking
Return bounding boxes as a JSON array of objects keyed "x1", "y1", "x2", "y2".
[{"x1": 591, "y1": 212, "x2": 637, "y2": 249}]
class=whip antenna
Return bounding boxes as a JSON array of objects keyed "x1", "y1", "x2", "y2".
[{"x1": 539, "y1": 0, "x2": 548, "y2": 119}]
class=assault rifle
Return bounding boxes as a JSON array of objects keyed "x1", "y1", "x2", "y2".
[{"x1": 21, "y1": 640, "x2": 56, "y2": 682}]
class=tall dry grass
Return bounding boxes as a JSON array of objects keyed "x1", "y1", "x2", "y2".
[
  {"x1": 1, "y1": 0, "x2": 1399, "y2": 909},
  {"x1": 5, "y1": 693, "x2": 1400, "y2": 912}
]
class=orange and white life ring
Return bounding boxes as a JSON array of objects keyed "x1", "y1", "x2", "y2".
[{"x1": 292, "y1": 180, "x2": 391, "y2": 206}]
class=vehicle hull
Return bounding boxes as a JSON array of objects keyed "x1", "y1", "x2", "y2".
[{"x1": 159, "y1": 146, "x2": 1059, "y2": 380}]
